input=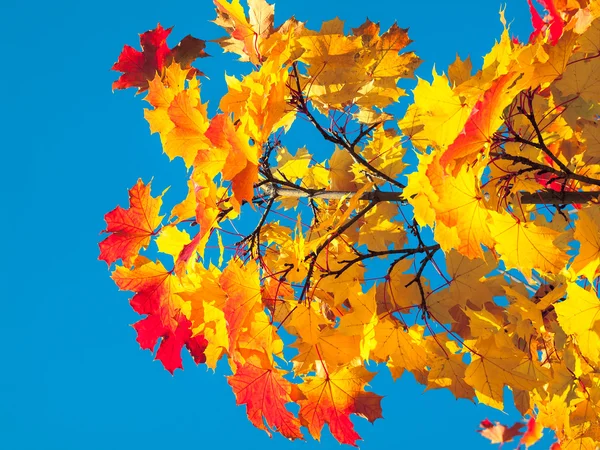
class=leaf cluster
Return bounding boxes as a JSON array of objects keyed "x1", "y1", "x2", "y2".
[{"x1": 101, "y1": 1, "x2": 600, "y2": 447}]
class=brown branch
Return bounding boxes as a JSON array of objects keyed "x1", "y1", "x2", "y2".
[
  {"x1": 324, "y1": 244, "x2": 441, "y2": 278},
  {"x1": 405, "y1": 219, "x2": 440, "y2": 319},
  {"x1": 520, "y1": 93, "x2": 572, "y2": 175},
  {"x1": 489, "y1": 152, "x2": 600, "y2": 188},
  {"x1": 298, "y1": 199, "x2": 380, "y2": 303},
  {"x1": 241, "y1": 196, "x2": 276, "y2": 258},
  {"x1": 288, "y1": 62, "x2": 405, "y2": 189},
  {"x1": 520, "y1": 190, "x2": 600, "y2": 205}
]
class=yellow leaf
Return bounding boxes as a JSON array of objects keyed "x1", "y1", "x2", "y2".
[
  {"x1": 213, "y1": 0, "x2": 274, "y2": 64},
  {"x1": 337, "y1": 288, "x2": 378, "y2": 361},
  {"x1": 398, "y1": 70, "x2": 471, "y2": 151},
  {"x1": 373, "y1": 321, "x2": 429, "y2": 383},
  {"x1": 555, "y1": 283, "x2": 600, "y2": 363},
  {"x1": 357, "y1": 202, "x2": 405, "y2": 252},
  {"x1": 464, "y1": 337, "x2": 542, "y2": 410},
  {"x1": 276, "y1": 147, "x2": 311, "y2": 182},
  {"x1": 164, "y1": 89, "x2": 210, "y2": 167},
  {"x1": 156, "y1": 225, "x2": 191, "y2": 262},
  {"x1": 425, "y1": 334, "x2": 475, "y2": 400},
  {"x1": 488, "y1": 210, "x2": 569, "y2": 277},
  {"x1": 220, "y1": 58, "x2": 296, "y2": 145},
  {"x1": 555, "y1": 55, "x2": 600, "y2": 103},
  {"x1": 571, "y1": 208, "x2": 600, "y2": 281}
]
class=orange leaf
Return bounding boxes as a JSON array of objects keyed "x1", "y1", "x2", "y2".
[
  {"x1": 296, "y1": 363, "x2": 382, "y2": 446},
  {"x1": 440, "y1": 72, "x2": 521, "y2": 172},
  {"x1": 521, "y1": 417, "x2": 544, "y2": 448},
  {"x1": 99, "y1": 180, "x2": 163, "y2": 267},
  {"x1": 220, "y1": 260, "x2": 263, "y2": 356},
  {"x1": 203, "y1": 114, "x2": 259, "y2": 208},
  {"x1": 228, "y1": 359, "x2": 303, "y2": 440}
]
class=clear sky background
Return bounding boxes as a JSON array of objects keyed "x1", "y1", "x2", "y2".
[{"x1": 0, "y1": 0, "x2": 551, "y2": 449}]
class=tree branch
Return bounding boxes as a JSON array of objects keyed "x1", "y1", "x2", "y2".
[
  {"x1": 298, "y1": 200, "x2": 380, "y2": 303},
  {"x1": 520, "y1": 190, "x2": 600, "y2": 205},
  {"x1": 489, "y1": 152, "x2": 600, "y2": 188},
  {"x1": 263, "y1": 184, "x2": 405, "y2": 202},
  {"x1": 288, "y1": 62, "x2": 405, "y2": 189},
  {"x1": 324, "y1": 245, "x2": 441, "y2": 278}
]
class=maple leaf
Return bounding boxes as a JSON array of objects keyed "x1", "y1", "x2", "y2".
[
  {"x1": 520, "y1": 417, "x2": 544, "y2": 448},
  {"x1": 398, "y1": 69, "x2": 472, "y2": 151},
  {"x1": 528, "y1": 0, "x2": 565, "y2": 45},
  {"x1": 112, "y1": 24, "x2": 208, "y2": 93},
  {"x1": 143, "y1": 63, "x2": 212, "y2": 168},
  {"x1": 220, "y1": 259, "x2": 267, "y2": 359},
  {"x1": 571, "y1": 208, "x2": 600, "y2": 280},
  {"x1": 112, "y1": 258, "x2": 183, "y2": 331},
  {"x1": 477, "y1": 418, "x2": 525, "y2": 445},
  {"x1": 173, "y1": 174, "x2": 221, "y2": 273},
  {"x1": 133, "y1": 311, "x2": 207, "y2": 373},
  {"x1": 488, "y1": 210, "x2": 569, "y2": 277},
  {"x1": 555, "y1": 56, "x2": 600, "y2": 104},
  {"x1": 155, "y1": 225, "x2": 191, "y2": 262},
  {"x1": 213, "y1": 0, "x2": 275, "y2": 64},
  {"x1": 295, "y1": 363, "x2": 382, "y2": 446},
  {"x1": 180, "y1": 264, "x2": 229, "y2": 369},
  {"x1": 336, "y1": 288, "x2": 378, "y2": 361},
  {"x1": 228, "y1": 358, "x2": 303, "y2": 440},
  {"x1": 555, "y1": 283, "x2": 600, "y2": 363},
  {"x1": 99, "y1": 179, "x2": 163, "y2": 267},
  {"x1": 374, "y1": 322, "x2": 429, "y2": 384},
  {"x1": 163, "y1": 87, "x2": 211, "y2": 168},
  {"x1": 440, "y1": 72, "x2": 522, "y2": 171},
  {"x1": 404, "y1": 153, "x2": 495, "y2": 259},
  {"x1": 465, "y1": 334, "x2": 546, "y2": 409},
  {"x1": 219, "y1": 57, "x2": 296, "y2": 145},
  {"x1": 425, "y1": 334, "x2": 475, "y2": 400},
  {"x1": 291, "y1": 329, "x2": 361, "y2": 375},
  {"x1": 286, "y1": 302, "x2": 329, "y2": 345},
  {"x1": 200, "y1": 114, "x2": 259, "y2": 208},
  {"x1": 296, "y1": 18, "x2": 419, "y2": 114},
  {"x1": 448, "y1": 54, "x2": 473, "y2": 87}
]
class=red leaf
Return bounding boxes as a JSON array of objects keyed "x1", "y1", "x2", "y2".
[
  {"x1": 528, "y1": 0, "x2": 546, "y2": 43},
  {"x1": 112, "y1": 259, "x2": 185, "y2": 337},
  {"x1": 527, "y1": 0, "x2": 564, "y2": 45},
  {"x1": 133, "y1": 313, "x2": 207, "y2": 374},
  {"x1": 534, "y1": 171, "x2": 566, "y2": 192},
  {"x1": 112, "y1": 24, "x2": 208, "y2": 93}
]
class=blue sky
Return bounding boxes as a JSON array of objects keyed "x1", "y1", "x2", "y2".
[{"x1": 1, "y1": 0, "x2": 548, "y2": 449}]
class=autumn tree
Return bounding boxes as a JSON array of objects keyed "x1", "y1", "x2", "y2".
[{"x1": 100, "y1": 0, "x2": 600, "y2": 447}]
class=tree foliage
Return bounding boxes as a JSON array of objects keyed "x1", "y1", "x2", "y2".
[{"x1": 101, "y1": 0, "x2": 600, "y2": 447}]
